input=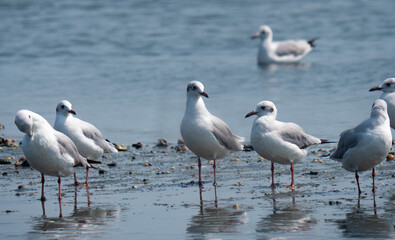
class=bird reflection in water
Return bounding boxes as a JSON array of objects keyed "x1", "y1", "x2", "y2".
[
  {"x1": 187, "y1": 185, "x2": 248, "y2": 234},
  {"x1": 256, "y1": 189, "x2": 315, "y2": 233},
  {"x1": 336, "y1": 193, "x2": 394, "y2": 238},
  {"x1": 32, "y1": 186, "x2": 120, "y2": 238}
]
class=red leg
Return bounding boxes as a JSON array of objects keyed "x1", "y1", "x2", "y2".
[
  {"x1": 213, "y1": 159, "x2": 217, "y2": 186},
  {"x1": 198, "y1": 157, "x2": 202, "y2": 186},
  {"x1": 73, "y1": 173, "x2": 80, "y2": 186},
  {"x1": 290, "y1": 163, "x2": 295, "y2": 189},
  {"x1": 271, "y1": 162, "x2": 275, "y2": 188},
  {"x1": 85, "y1": 167, "x2": 89, "y2": 186},
  {"x1": 40, "y1": 174, "x2": 46, "y2": 201},
  {"x1": 355, "y1": 170, "x2": 362, "y2": 195},
  {"x1": 58, "y1": 197, "x2": 63, "y2": 218},
  {"x1": 58, "y1": 176, "x2": 62, "y2": 200},
  {"x1": 372, "y1": 168, "x2": 376, "y2": 193}
]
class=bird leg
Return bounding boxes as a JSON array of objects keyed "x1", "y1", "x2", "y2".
[
  {"x1": 271, "y1": 162, "x2": 275, "y2": 188},
  {"x1": 40, "y1": 174, "x2": 46, "y2": 201},
  {"x1": 213, "y1": 159, "x2": 217, "y2": 186},
  {"x1": 372, "y1": 168, "x2": 376, "y2": 193},
  {"x1": 355, "y1": 170, "x2": 362, "y2": 195},
  {"x1": 85, "y1": 167, "x2": 89, "y2": 186},
  {"x1": 73, "y1": 173, "x2": 80, "y2": 186},
  {"x1": 197, "y1": 157, "x2": 203, "y2": 186},
  {"x1": 58, "y1": 176, "x2": 62, "y2": 200},
  {"x1": 290, "y1": 163, "x2": 295, "y2": 189}
]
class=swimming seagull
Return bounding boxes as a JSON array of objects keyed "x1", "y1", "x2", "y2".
[
  {"x1": 369, "y1": 78, "x2": 395, "y2": 129},
  {"x1": 180, "y1": 81, "x2": 244, "y2": 186},
  {"x1": 330, "y1": 99, "x2": 392, "y2": 194},
  {"x1": 251, "y1": 25, "x2": 317, "y2": 64},
  {"x1": 54, "y1": 100, "x2": 118, "y2": 161},
  {"x1": 245, "y1": 101, "x2": 331, "y2": 189},
  {"x1": 15, "y1": 110, "x2": 91, "y2": 201}
]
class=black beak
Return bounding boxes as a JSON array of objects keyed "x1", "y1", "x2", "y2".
[{"x1": 69, "y1": 109, "x2": 76, "y2": 115}]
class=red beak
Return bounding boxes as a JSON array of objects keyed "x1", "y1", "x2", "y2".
[
  {"x1": 201, "y1": 91, "x2": 209, "y2": 98},
  {"x1": 251, "y1": 34, "x2": 260, "y2": 39},
  {"x1": 245, "y1": 111, "x2": 257, "y2": 118},
  {"x1": 69, "y1": 109, "x2": 76, "y2": 115},
  {"x1": 369, "y1": 86, "x2": 382, "y2": 92}
]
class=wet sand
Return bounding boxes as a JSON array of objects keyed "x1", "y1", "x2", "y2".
[{"x1": 0, "y1": 139, "x2": 394, "y2": 239}]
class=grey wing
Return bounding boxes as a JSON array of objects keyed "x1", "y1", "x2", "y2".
[
  {"x1": 55, "y1": 131, "x2": 89, "y2": 168},
  {"x1": 211, "y1": 116, "x2": 244, "y2": 151},
  {"x1": 82, "y1": 123, "x2": 117, "y2": 153},
  {"x1": 275, "y1": 41, "x2": 307, "y2": 56},
  {"x1": 279, "y1": 123, "x2": 320, "y2": 149},
  {"x1": 330, "y1": 128, "x2": 359, "y2": 160}
]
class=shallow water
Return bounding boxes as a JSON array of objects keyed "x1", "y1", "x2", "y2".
[{"x1": 1, "y1": 0, "x2": 395, "y2": 239}]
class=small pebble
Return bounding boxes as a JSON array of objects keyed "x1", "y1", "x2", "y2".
[
  {"x1": 156, "y1": 138, "x2": 168, "y2": 147},
  {"x1": 132, "y1": 142, "x2": 143, "y2": 149},
  {"x1": 107, "y1": 161, "x2": 117, "y2": 167},
  {"x1": 18, "y1": 185, "x2": 27, "y2": 189},
  {"x1": 98, "y1": 169, "x2": 106, "y2": 174},
  {"x1": 233, "y1": 203, "x2": 241, "y2": 210},
  {"x1": 0, "y1": 159, "x2": 11, "y2": 164}
]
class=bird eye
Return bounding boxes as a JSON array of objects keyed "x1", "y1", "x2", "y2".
[
  {"x1": 261, "y1": 106, "x2": 266, "y2": 110},
  {"x1": 192, "y1": 86, "x2": 196, "y2": 90},
  {"x1": 61, "y1": 105, "x2": 65, "y2": 109},
  {"x1": 386, "y1": 82, "x2": 391, "y2": 87},
  {"x1": 28, "y1": 115, "x2": 31, "y2": 119}
]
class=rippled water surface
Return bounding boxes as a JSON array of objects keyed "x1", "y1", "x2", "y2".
[{"x1": 1, "y1": 0, "x2": 395, "y2": 239}]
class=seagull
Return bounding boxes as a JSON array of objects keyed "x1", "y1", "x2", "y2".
[
  {"x1": 15, "y1": 110, "x2": 91, "y2": 201},
  {"x1": 245, "y1": 101, "x2": 330, "y2": 189},
  {"x1": 251, "y1": 25, "x2": 317, "y2": 64},
  {"x1": 330, "y1": 99, "x2": 392, "y2": 194},
  {"x1": 54, "y1": 100, "x2": 118, "y2": 160},
  {"x1": 180, "y1": 81, "x2": 244, "y2": 186},
  {"x1": 369, "y1": 78, "x2": 395, "y2": 129}
]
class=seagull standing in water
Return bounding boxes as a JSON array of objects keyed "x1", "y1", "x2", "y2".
[
  {"x1": 245, "y1": 101, "x2": 330, "y2": 189},
  {"x1": 330, "y1": 99, "x2": 392, "y2": 194},
  {"x1": 180, "y1": 81, "x2": 244, "y2": 186},
  {"x1": 54, "y1": 100, "x2": 117, "y2": 161},
  {"x1": 251, "y1": 25, "x2": 317, "y2": 64},
  {"x1": 15, "y1": 110, "x2": 90, "y2": 201},
  {"x1": 370, "y1": 78, "x2": 395, "y2": 129}
]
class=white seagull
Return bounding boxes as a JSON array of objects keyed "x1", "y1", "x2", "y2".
[
  {"x1": 251, "y1": 25, "x2": 317, "y2": 64},
  {"x1": 370, "y1": 78, "x2": 395, "y2": 129},
  {"x1": 54, "y1": 100, "x2": 118, "y2": 160},
  {"x1": 245, "y1": 101, "x2": 330, "y2": 189},
  {"x1": 330, "y1": 99, "x2": 392, "y2": 194},
  {"x1": 15, "y1": 110, "x2": 91, "y2": 201},
  {"x1": 180, "y1": 81, "x2": 244, "y2": 186}
]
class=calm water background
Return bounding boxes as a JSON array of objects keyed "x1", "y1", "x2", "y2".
[{"x1": 1, "y1": 0, "x2": 395, "y2": 239}]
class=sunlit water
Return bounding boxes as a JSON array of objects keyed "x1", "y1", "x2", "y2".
[{"x1": 1, "y1": 0, "x2": 395, "y2": 239}]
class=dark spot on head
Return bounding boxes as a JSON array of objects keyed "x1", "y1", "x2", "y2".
[
  {"x1": 270, "y1": 107, "x2": 274, "y2": 112},
  {"x1": 28, "y1": 115, "x2": 31, "y2": 119}
]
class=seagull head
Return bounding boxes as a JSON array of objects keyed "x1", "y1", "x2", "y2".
[
  {"x1": 245, "y1": 100, "x2": 277, "y2": 118},
  {"x1": 369, "y1": 78, "x2": 395, "y2": 93},
  {"x1": 186, "y1": 81, "x2": 209, "y2": 98},
  {"x1": 371, "y1": 99, "x2": 388, "y2": 114},
  {"x1": 15, "y1": 110, "x2": 35, "y2": 137},
  {"x1": 56, "y1": 100, "x2": 76, "y2": 116},
  {"x1": 251, "y1": 25, "x2": 272, "y2": 39}
]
